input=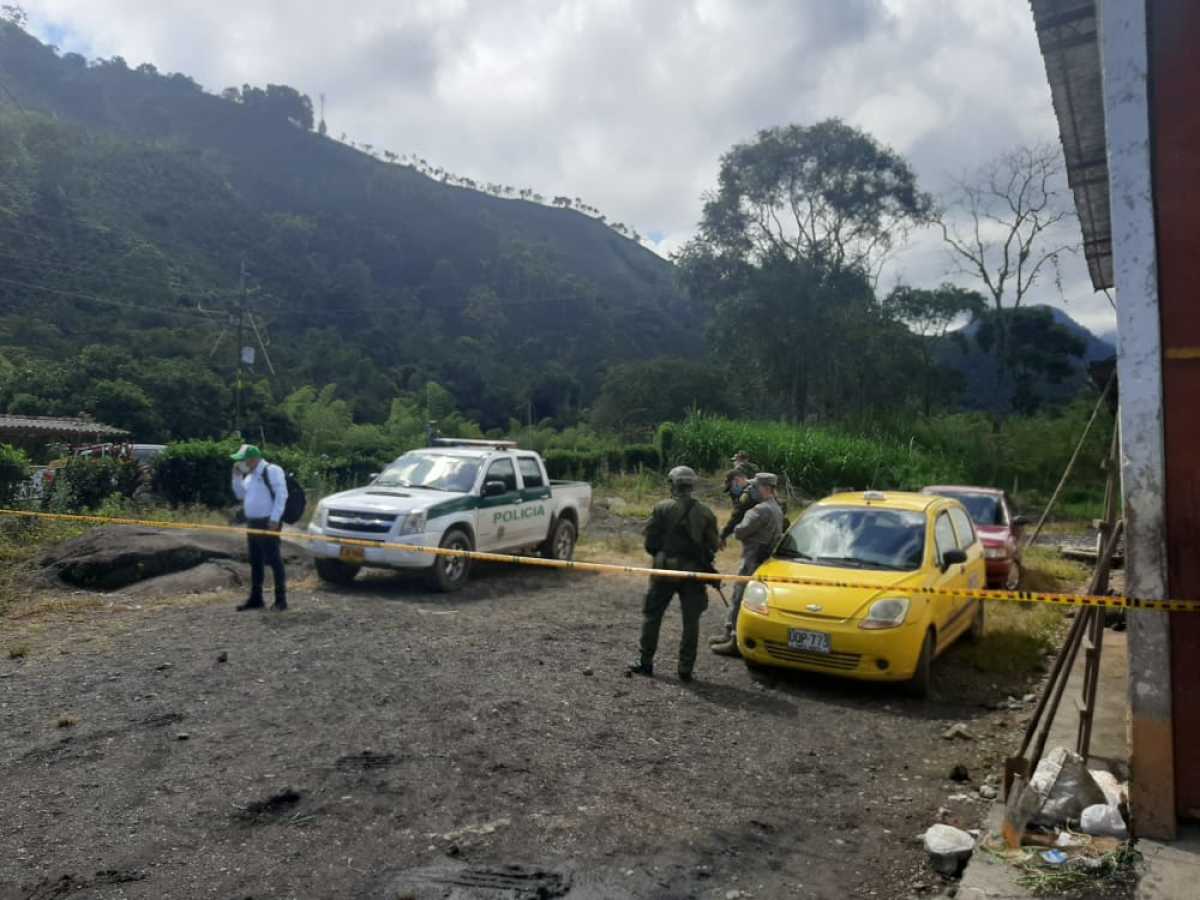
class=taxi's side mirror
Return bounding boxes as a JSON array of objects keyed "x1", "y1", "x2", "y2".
[{"x1": 941, "y1": 548, "x2": 967, "y2": 571}]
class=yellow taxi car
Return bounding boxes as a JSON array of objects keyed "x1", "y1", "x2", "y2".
[{"x1": 736, "y1": 490, "x2": 986, "y2": 697}]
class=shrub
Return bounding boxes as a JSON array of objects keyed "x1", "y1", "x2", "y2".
[
  {"x1": 543, "y1": 448, "x2": 606, "y2": 481},
  {"x1": 655, "y1": 422, "x2": 676, "y2": 467},
  {"x1": 621, "y1": 443, "x2": 660, "y2": 471},
  {"x1": 0, "y1": 444, "x2": 30, "y2": 506},
  {"x1": 153, "y1": 439, "x2": 239, "y2": 507},
  {"x1": 49, "y1": 456, "x2": 140, "y2": 511}
]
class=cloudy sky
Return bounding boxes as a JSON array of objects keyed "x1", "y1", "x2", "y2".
[{"x1": 23, "y1": 0, "x2": 1115, "y2": 336}]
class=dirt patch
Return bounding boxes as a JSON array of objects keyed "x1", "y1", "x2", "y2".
[{"x1": 0, "y1": 525, "x2": 1071, "y2": 899}]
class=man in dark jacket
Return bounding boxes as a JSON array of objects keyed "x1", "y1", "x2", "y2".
[
  {"x1": 712, "y1": 473, "x2": 784, "y2": 656},
  {"x1": 627, "y1": 466, "x2": 720, "y2": 683}
]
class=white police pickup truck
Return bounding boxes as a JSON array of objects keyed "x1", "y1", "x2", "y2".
[{"x1": 306, "y1": 440, "x2": 591, "y2": 592}]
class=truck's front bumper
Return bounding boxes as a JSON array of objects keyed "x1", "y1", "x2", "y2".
[{"x1": 305, "y1": 525, "x2": 438, "y2": 570}]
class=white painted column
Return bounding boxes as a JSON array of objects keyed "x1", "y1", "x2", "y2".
[{"x1": 1099, "y1": 0, "x2": 1175, "y2": 839}]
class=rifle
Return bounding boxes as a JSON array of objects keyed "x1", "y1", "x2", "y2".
[{"x1": 702, "y1": 559, "x2": 728, "y2": 607}]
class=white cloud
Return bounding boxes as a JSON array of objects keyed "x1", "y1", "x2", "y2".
[{"x1": 22, "y1": 0, "x2": 1113, "y2": 333}]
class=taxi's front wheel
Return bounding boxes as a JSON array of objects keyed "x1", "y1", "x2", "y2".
[{"x1": 904, "y1": 629, "x2": 934, "y2": 699}]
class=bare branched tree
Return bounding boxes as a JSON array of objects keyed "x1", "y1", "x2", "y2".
[{"x1": 940, "y1": 143, "x2": 1079, "y2": 362}]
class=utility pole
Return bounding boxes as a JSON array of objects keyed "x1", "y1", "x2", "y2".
[{"x1": 235, "y1": 256, "x2": 247, "y2": 438}]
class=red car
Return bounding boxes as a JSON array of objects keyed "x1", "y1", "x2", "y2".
[{"x1": 921, "y1": 486, "x2": 1028, "y2": 589}]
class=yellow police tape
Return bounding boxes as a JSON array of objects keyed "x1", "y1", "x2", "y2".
[{"x1": 2, "y1": 507, "x2": 1197, "y2": 614}]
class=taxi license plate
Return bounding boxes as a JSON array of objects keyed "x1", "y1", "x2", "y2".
[
  {"x1": 340, "y1": 545, "x2": 365, "y2": 563},
  {"x1": 788, "y1": 629, "x2": 831, "y2": 654}
]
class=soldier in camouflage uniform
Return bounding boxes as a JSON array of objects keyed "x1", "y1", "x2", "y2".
[
  {"x1": 719, "y1": 462, "x2": 758, "y2": 551},
  {"x1": 627, "y1": 466, "x2": 720, "y2": 683},
  {"x1": 712, "y1": 473, "x2": 785, "y2": 656}
]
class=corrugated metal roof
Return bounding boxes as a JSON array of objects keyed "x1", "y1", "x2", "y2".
[
  {"x1": 0, "y1": 414, "x2": 130, "y2": 438},
  {"x1": 1030, "y1": 0, "x2": 1113, "y2": 290}
]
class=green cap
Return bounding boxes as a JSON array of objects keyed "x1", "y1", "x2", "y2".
[{"x1": 230, "y1": 444, "x2": 263, "y2": 461}]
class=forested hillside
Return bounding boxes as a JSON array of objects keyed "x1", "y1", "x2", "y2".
[
  {"x1": 0, "y1": 16, "x2": 1114, "y2": 453},
  {"x1": 0, "y1": 20, "x2": 695, "y2": 438}
]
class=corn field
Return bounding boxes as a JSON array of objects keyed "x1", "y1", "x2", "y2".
[{"x1": 660, "y1": 414, "x2": 966, "y2": 499}]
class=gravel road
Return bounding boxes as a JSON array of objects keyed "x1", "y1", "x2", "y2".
[{"x1": 0, "y1": 561, "x2": 1047, "y2": 900}]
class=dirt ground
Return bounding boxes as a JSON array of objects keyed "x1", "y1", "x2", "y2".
[{"x1": 1, "y1": 521, "x2": 1060, "y2": 900}]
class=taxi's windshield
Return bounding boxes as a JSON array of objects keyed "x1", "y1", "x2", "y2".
[
  {"x1": 374, "y1": 453, "x2": 480, "y2": 493},
  {"x1": 776, "y1": 506, "x2": 926, "y2": 571}
]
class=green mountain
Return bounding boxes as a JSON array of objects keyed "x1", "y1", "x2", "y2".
[{"x1": 0, "y1": 21, "x2": 695, "y2": 438}]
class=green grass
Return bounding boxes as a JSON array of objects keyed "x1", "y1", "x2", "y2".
[
  {"x1": 1015, "y1": 843, "x2": 1141, "y2": 897},
  {"x1": 1023, "y1": 545, "x2": 1092, "y2": 594},
  {"x1": 952, "y1": 546, "x2": 1089, "y2": 675},
  {"x1": 593, "y1": 471, "x2": 663, "y2": 519},
  {"x1": 955, "y1": 603, "x2": 1063, "y2": 675}
]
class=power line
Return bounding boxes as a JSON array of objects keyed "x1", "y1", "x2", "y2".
[
  {"x1": 0, "y1": 254, "x2": 232, "y2": 300},
  {"x1": 0, "y1": 276, "x2": 223, "y2": 322},
  {"x1": 0, "y1": 209, "x2": 131, "y2": 236}
]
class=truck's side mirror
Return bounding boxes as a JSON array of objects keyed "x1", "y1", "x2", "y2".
[
  {"x1": 1011, "y1": 515, "x2": 1030, "y2": 528},
  {"x1": 483, "y1": 480, "x2": 508, "y2": 497}
]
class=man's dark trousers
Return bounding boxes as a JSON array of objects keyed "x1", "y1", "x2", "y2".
[
  {"x1": 639, "y1": 577, "x2": 707, "y2": 676},
  {"x1": 246, "y1": 517, "x2": 286, "y2": 606}
]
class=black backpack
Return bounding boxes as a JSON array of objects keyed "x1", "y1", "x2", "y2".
[{"x1": 262, "y1": 463, "x2": 307, "y2": 525}]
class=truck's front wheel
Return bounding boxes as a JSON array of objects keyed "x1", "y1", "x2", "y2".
[
  {"x1": 543, "y1": 518, "x2": 577, "y2": 561},
  {"x1": 425, "y1": 528, "x2": 473, "y2": 593},
  {"x1": 315, "y1": 558, "x2": 359, "y2": 586}
]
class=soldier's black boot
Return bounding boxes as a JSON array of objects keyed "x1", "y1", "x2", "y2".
[
  {"x1": 625, "y1": 660, "x2": 654, "y2": 677},
  {"x1": 236, "y1": 596, "x2": 265, "y2": 611}
]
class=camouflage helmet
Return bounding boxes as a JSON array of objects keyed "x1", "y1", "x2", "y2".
[{"x1": 668, "y1": 465, "x2": 698, "y2": 488}]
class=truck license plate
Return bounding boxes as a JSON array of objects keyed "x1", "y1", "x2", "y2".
[
  {"x1": 788, "y1": 629, "x2": 831, "y2": 654},
  {"x1": 340, "y1": 545, "x2": 365, "y2": 563}
]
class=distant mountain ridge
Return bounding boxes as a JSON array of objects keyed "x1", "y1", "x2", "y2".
[{"x1": 937, "y1": 305, "x2": 1115, "y2": 412}]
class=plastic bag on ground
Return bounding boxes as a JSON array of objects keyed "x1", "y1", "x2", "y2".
[
  {"x1": 1089, "y1": 769, "x2": 1126, "y2": 809},
  {"x1": 1028, "y1": 747, "x2": 1107, "y2": 827},
  {"x1": 1080, "y1": 803, "x2": 1129, "y2": 839}
]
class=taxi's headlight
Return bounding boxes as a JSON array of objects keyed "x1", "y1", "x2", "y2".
[
  {"x1": 742, "y1": 580, "x2": 770, "y2": 615},
  {"x1": 402, "y1": 510, "x2": 427, "y2": 534},
  {"x1": 859, "y1": 596, "x2": 910, "y2": 630}
]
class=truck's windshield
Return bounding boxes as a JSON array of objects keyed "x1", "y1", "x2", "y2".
[{"x1": 375, "y1": 453, "x2": 480, "y2": 493}]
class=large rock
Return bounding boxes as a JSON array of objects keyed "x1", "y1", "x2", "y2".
[
  {"x1": 924, "y1": 824, "x2": 976, "y2": 876},
  {"x1": 119, "y1": 560, "x2": 248, "y2": 599},
  {"x1": 40, "y1": 526, "x2": 308, "y2": 590}
]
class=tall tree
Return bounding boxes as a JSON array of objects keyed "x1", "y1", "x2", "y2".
[
  {"x1": 939, "y1": 143, "x2": 1079, "y2": 372},
  {"x1": 693, "y1": 118, "x2": 934, "y2": 280},
  {"x1": 885, "y1": 284, "x2": 985, "y2": 415},
  {"x1": 677, "y1": 120, "x2": 932, "y2": 420}
]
